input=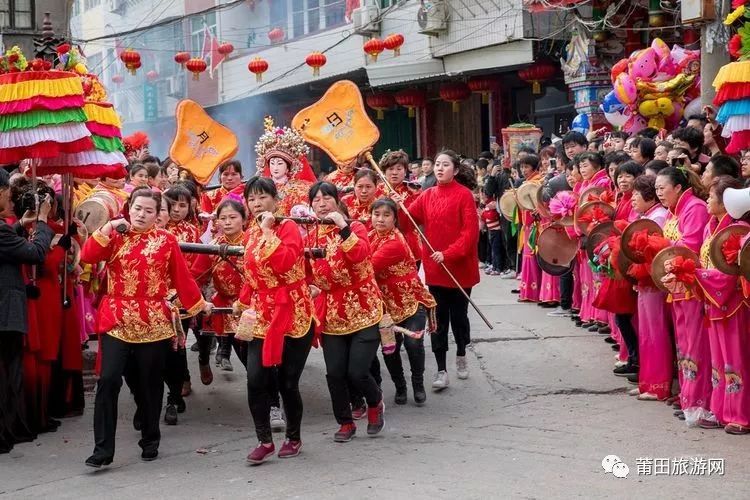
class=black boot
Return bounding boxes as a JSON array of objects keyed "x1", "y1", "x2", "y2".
[
  {"x1": 394, "y1": 384, "x2": 407, "y2": 405},
  {"x1": 412, "y1": 378, "x2": 426, "y2": 406}
]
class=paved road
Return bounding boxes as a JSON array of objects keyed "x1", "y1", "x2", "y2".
[{"x1": 1, "y1": 275, "x2": 748, "y2": 499}]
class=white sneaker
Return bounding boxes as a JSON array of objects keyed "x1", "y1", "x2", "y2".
[
  {"x1": 270, "y1": 406, "x2": 286, "y2": 432},
  {"x1": 500, "y1": 270, "x2": 516, "y2": 279},
  {"x1": 456, "y1": 356, "x2": 469, "y2": 380},
  {"x1": 614, "y1": 360, "x2": 628, "y2": 368},
  {"x1": 432, "y1": 370, "x2": 449, "y2": 391},
  {"x1": 637, "y1": 392, "x2": 658, "y2": 401},
  {"x1": 628, "y1": 388, "x2": 640, "y2": 396},
  {"x1": 547, "y1": 307, "x2": 572, "y2": 317}
]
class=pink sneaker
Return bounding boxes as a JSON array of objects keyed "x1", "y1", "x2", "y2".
[
  {"x1": 277, "y1": 439, "x2": 302, "y2": 458},
  {"x1": 246, "y1": 442, "x2": 275, "y2": 465}
]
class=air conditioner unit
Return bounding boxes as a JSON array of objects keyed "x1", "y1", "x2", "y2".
[
  {"x1": 352, "y1": 1, "x2": 380, "y2": 35},
  {"x1": 108, "y1": 0, "x2": 127, "y2": 14},
  {"x1": 163, "y1": 75, "x2": 184, "y2": 98},
  {"x1": 417, "y1": 1, "x2": 448, "y2": 36}
]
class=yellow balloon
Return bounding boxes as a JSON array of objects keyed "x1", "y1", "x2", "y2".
[{"x1": 75, "y1": 63, "x2": 88, "y2": 74}]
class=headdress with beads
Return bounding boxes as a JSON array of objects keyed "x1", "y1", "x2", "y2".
[{"x1": 254, "y1": 116, "x2": 310, "y2": 175}]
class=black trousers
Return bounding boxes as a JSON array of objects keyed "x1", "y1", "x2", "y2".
[
  {"x1": 322, "y1": 324, "x2": 382, "y2": 425},
  {"x1": 615, "y1": 313, "x2": 638, "y2": 367},
  {"x1": 164, "y1": 347, "x2": 188, "y2": 406},
  {"x1": 429, "y1": 286, "x2": 472, "y2": 370},
  {"x1": 245, "y1": 327, "x2": 313, "y2": 443},
  {"x1": 559, "y1": 266, "x2": 574, "y2": 311},
  {"x1": 383, "y1": 308, "x2": 427, "y2": 388},
  {"x1": 478, "y1": 230, "x2": 489, "y2": 264},
  {"x1": 93, "y1": 335, "x2": 170, "y2": 459},
  {"x1": 0, "y1": 332, "x2": 28, "y2": 453},
  {"x1": 488, "y1": 229, "x2": 505, "y2": 272}
]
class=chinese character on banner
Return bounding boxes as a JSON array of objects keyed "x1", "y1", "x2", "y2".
[{"x1": 144, "y1": 82, "x2": 158, "y2": 123}]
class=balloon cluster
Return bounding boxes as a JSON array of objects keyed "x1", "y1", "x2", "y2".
[{"x1": 599, "y1": 38, "x2": 701, "y2": 134}]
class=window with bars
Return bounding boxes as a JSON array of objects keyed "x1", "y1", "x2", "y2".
[
  {"x1": 0, "y1": 0, "x2": 34, "y2": 29},
  {"x1": 290, "y1": 0, "x2": 346, "y2": 39},
  {"x1": 190, "y1": 12, "x2": 217, "y2": 54}
]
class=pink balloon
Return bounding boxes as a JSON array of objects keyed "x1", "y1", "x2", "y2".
[
  {"x1": 615, "y1": 73, "x2": 637, "y2": 105},
  {"x1": 630, "y1": 48, "x2": 659, "y2": 80}
]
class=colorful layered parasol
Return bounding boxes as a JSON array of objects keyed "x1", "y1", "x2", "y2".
[
  {"x1": 0, "y1": 46, "x2": 127, "y2": 178},
  {"x1": 0, "y1": 70, "x2": 92, "y2": 163},
  {"x1": 713, "y1": 1, "x2": 750, "y2": 154},
  {"x1": 37, "y1": 101, "x2": 127, "y2": 178}
]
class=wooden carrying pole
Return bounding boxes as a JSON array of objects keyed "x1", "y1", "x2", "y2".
[{"x1": 365, "y1": 152, "x2": 493, "y2": 330}]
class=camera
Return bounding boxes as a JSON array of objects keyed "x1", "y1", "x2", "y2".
[
  {"x1": 549, "y1": 158, "x2": 557, "y2": 170},
  {"x1": 17, "y1": 186, "x2": 49, "y2": 214},
  {"x1": 305, "y1": 247, "x2": 326, "y2": 259}
]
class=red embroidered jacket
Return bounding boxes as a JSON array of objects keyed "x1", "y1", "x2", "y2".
[
  {"x1": 236, "y1": 220, "x2": 315, "y2": 365},
  {"x1": 369, "y1": 228, "x2": 436, "y2": 324},
  {"x1": 307, "y1": 221, "x2": 383, "y2": 335},
  {"x1": 191, "y1": 231, "x2": 247, "y2": 336},
  {"x1": 80, "y1": 227, "x2": 205, "y2": 343}
]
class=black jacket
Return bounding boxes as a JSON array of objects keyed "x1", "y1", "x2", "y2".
[{"x1": 0, "y1": 221, "x2": 53, "y2": 334}]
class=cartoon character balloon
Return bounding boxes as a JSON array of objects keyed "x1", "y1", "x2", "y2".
[{"x1": 571, "y1": 113, "x2": 590, "y2": 134}]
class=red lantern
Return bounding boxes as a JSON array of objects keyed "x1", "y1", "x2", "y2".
[
  {"x1": 439, "y1": 82, "x2": 471, "y2": 113},
  {"x1": 363, "y1": 38, "x2": 385, "y2": 62},
  {"x1": 112, "y1": 74, "x2": 124, "y2": 85},
  {"x1": 120, "y1": 48, "x2": 141, "y2": 75},
  {"x1": 268, "y1": 28, "x2": 285, "y2": 44},
  {"x1": 185, "y1": 57, "x2": 207, "y2": 81},
  {"x1": 174, "y1": 51, "x2": 190, "y2": 66},
  {"x1": 395, "y1": 89, "x2": 427, "y2": 118},
  {"x1": 518, "y1": 60, "x2": 557, "y2": 95},
  {"x1": 683, "y1": 29, "x2": 699, "y2": 46},
  {"x1": 146, "y1": 70, "x2": 159, "y2": 82},
  {"x1": 306, "y1": 52, "x2": 327, "y2": 76},
  {"x1": 383, "y1": 33, "x2": 405, "y2": 57},
  {"x1": 365, "y1": 92, "x2": 396, "y2": 120},
  {"x1": 467, "y1": 76, "x2": 500, "y2": 104},
  {"x1": 218, "y1": 42, "x2": 234, "y2": 56},
  {"x1": 248, "y1": 57, "x2": 269, "y2": 82}
]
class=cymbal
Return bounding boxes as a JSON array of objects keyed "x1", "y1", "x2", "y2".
[
  {"x1": 650, "y1": 246, "x2": 699, "y2": 294},
  {"x1": 620, "y1": 218, "x2": 663, "y2": 263},
  {"x1": 710, "y1": 224, "x2": 750, "y2": 275}
]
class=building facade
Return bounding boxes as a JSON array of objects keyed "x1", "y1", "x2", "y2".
[{"x1": 2, "y1": 0, "x2": 71, "y2": 57}]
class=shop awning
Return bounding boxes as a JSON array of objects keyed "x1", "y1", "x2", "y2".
[
  {"x1": 442, "y1": 40, "x2": 535, "y2": 74},
  {"x1": 366, "y1": 59, "x2": 446, "y2": 88}
]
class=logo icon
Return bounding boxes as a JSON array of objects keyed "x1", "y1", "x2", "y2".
[{"x1": 602, "y1": 455, "x2": 629, "y2": 478}]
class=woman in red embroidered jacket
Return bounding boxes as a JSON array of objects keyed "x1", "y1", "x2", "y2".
[
  {"x1": 162, "y1": 183, "x2": 202, "y2": 410},
  {"x1": 369, "y1": 199, "x2": 436, "y2": 407},
  {"x1": 306, "y1": 181, "x2": 385, "y2": 443},
  {"x1": 80, "y1": 189, "x2": 212, "y2": 468},
  {"x1": 190, "y1": 198, "x2": 248, "y2": 387},
  {"x1": 233, "y1": 177, "x2": 315, "y2": 465},
  {"x1": 341, "y1": 169, "x2": 379, "y2": 230},
  {"x1": 377, "y1": 150, "x2": 422, "y2": 262}
]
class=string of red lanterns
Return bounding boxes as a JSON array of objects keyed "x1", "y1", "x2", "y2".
[
  {"x1": 120, "y1": 48, "x2": 141, "y2": 75},
  {"x1": 185, "y1": 57, "x2": 207, "y2": 81},
  {"x1": 518, "y1": 60, "x2": 557, "y2": 95},
  {"x1": 248, "y1": 56, "x2": 269, "y2": 82},
  {"x1": 439, "y1": 82, "x2": 471, "y2": 113},
  {"x1": 218, "y1": 42, "x2": 234, "y2": 56},
  {"x1": 306, "y1": 52, "x2": 327, "y2": 76},
  {"x1": 268, "y1": 28, "x2": 285, "y2": 44},
  {"x1": 174, "y1": 52, "x2": 190, "y2": 67},
  {"x1": 467, "y1": 76, "x2": 500, "y2": 104},
  {"x1": 365, "y1": 92, "x2": 396, "y2": 120},
  {"x1": 383, "y1": 34, "x2": 405, "y2": 56},
  {"x1": 363, "y1": 38, "x2": 385, "y2": 62},
  {"x1": 395, "y1": 89, "x2": 426, "y2": 118}
]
